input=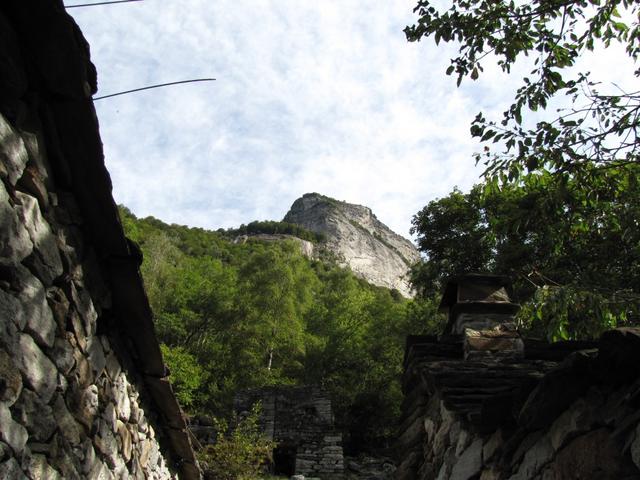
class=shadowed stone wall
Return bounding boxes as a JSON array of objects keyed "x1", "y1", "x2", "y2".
[
  {"x1": 235, "y1": 385, "x2": 344, "y2": 479},
  {"x1": 0, "y1": 1, "x2": 199, "y2": 478},
  {"x1": 395, "y1": 275, "x2": 640, "y2": 480},
  {"x1": 397, "y1": 331, "x2": 640, "y2": 480}
]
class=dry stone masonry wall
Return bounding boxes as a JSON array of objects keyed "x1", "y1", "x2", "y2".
[
  {"x1": 1, "y1": 1, "x2": 198, "y2": 478},
  {"x1": 0, "y1": 100, "x2": 176, "y2": 480},
  {"x1": 396, "y1": 275, "x2": 640, "y2": 480}
]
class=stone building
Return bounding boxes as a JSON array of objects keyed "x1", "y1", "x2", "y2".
[
  {"x1": 235, "y1": 385, "x2": 344, "y2": 479},
  {"x1": 0, "y1": 1, "x2": 199, "y2": 478},
  {"x1": 396, "y1": 274, "x2": 640, "y2": 479}
]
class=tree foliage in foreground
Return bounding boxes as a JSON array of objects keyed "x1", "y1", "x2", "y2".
[
  {"x1": 119, "y1": 206, "x2": 441, "y2": 453},
  {"x1": 406, "y1": 0, "x2": 639, "y2": 181},
  {"x1": 410, "y1": 168, "x2": 640, "y2": 340},
  {"x1": 406, "y1": 0, "x2": 640, "y2": 341}
]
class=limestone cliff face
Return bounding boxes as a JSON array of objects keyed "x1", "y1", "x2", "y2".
[{"x1": 283, "y1": 193, "x2": 420, "y2": 297}]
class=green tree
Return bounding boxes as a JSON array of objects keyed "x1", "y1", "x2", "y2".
[
  {"x1": 410, "y1": 172, "x2": 640, "y2": 339},
  {"x1": 160, "y1": 344, "x2": 203, "y2": 408},
  {"x1": 409, "y1": 186, "x2": 493, "y2": 297},
  {"x1": 237, "y1": 242, "x2": 317, "y2": 379},
  {"x1": 139, "y1": 232, "x2": 182, "y2": 314},
  {"x1": 406, "y1": 0, "x2": 639, "y2": 180}
]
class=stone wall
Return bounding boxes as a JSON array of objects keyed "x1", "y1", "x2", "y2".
[
  {"x1": 396, "y1": 330, "x2": 640, "y2": 480},
  {"x1": 1, "y1": 1, "x2": 198, "y2": 478},
  {"x1": 235, "y1": 385, "x2": 344, "y2": 479}
]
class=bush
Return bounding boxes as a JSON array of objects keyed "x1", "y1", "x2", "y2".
[{"x1": 198, "y1": 403, "x2": 276, "y2": 480}]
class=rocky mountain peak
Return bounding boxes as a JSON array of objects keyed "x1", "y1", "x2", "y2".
[{"x1": 284, "y1": 193, "x2": 420, "y2": 297}]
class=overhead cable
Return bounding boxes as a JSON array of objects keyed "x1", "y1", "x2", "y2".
[
  {"x1": 65, "y1": 0, "x2": 144, "y2": 8},
  {"x1": 93, "y1": 78, "x2": 216, "y2": 101}
]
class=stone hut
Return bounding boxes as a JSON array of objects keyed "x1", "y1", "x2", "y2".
[
  {"x1": 235, "y1": 385, "x2": 344, "y2": 479},
  {"x1": 0, "y1": 2, "x2": 199, "y2": 478},
  {"x1": 396, "y1": 274, "x2": 640, "y2": 479}
]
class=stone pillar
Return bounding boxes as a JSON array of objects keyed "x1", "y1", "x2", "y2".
[{"x1": 438, "y1": 274, "x2": 521, "y2": 335}]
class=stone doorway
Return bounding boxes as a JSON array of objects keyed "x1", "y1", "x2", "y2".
[{"x1": 273, "y1": 444, "x2": 297, "y2": 476}]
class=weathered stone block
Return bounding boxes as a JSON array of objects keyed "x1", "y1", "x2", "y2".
[
  {"x1": 450, "y1": 438, "x2": 482, "y2": 480},
  {"x1": 17, "y1": 161, "x2": 49, "y2": 211},
  {"x1": 0, "y1": 112, "x2": 28, "y2": 186},
  {"x1": 0, "y1": 402, "x2": 28, "y2": 455},
  {"x1": 49, "y1": 335, "x2": 75, "y2": 375},
  {"x1": 464, "y1": 326, "x2": 524, "y2": 361},
  {"x1": 509, "y1": 435, "x2": 553, "y2": 480},
  {"x1": 15, "y1": 192, "x2": 63, "y2": 286},
  {"x1": 74, "y1": 384, "x2": 99, "y2": 429},
  {"x1": 77, "y1": 362, "x2": 98, "y2": 405},
  {"x1": 0, "y1": 456, "x2": 28, "y2": 480},
  {"x1": 105, "y1": 351, "x2": 121, "y2": 380},
  {"x1": 482, "y1": 430, "x2": 503, "y2": 464},
  {"x1": 68, "y1": 308, "x2": 87, "y2": 352},
  {"x1": 46, "y1": 286, "x2": 70, "y2": 333},
  {"x1": 26, "y1": 453, "x2": 62, "y2": 480},
  {"x1": 87, "y1": 459, "x2": 111, "y2": 480},
  {"x1": 87, "y1": 337, "x2": 106, "y2": 377},
  {"x1": 117, "y1": 419, "x2": 132, "y2": 462},
  {"x1": 13, "y1": 388, "x2": 56, "y2": 442},
  {"x1": 78, "y1": 437, "x2": 97, "y2": 475},
  {"x1": 0, "y1": 347, "x2": 22, "y2": 405},
  {"x1": 14, "y1": 266, "x2": 56, "y2": 347},
  {"x1": 103, "y1": 402, "x2": 117, "y2": 433},
  {"x1": 113, "y1": 372, "x2": 131, "y2": 422},
  {"x1": 50, "y1": 447, "x2": 82, "y2": 480},
  {"x1": 0, "y1": 288, "x2": 25, "y2": 332},
  {"x1": 548, "y1": 396, "x2": 596, "y2": 451},
  {"x1": 69, "y1": 282, "x2": 98, "y2": 339},
  {"x1": 53, "y1": 395, "x2": 82, "y2": 446},
  {"x1": 15, "y1": 333, "x2": 57, "y2": 402},
  {"x1": 0, "y1": 180, "x2": 33, "y2": 266},
  {"x1": 95, "y1": 418, "x2": 118, "y2": 468},
  {"x1": 543, "y1": 428, "x2": 631, "y2": 480}
]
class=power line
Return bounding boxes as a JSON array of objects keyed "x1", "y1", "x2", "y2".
[
  {"x1": 65, "y1": 0, "x2": 144, "y2": 8},
  {"x1": 93, "y1": 78, "x2": 216, "y2": 101}
]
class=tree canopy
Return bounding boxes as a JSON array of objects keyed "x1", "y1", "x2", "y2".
[
  {"x1": 410, "y1": 169, "x2": 640, "y2": 340},
  {"x1": 406, "y1": 0, "x2": 639, "y2": 181},
  {"x1": 406, "y1": 0, "x2": 640, "y2": 340}
]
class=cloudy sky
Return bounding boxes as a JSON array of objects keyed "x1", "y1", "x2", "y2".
[{"x1": 65, "y1": 0, "x2": 632, "y2": 238}]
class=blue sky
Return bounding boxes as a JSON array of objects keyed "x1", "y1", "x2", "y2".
[{"x1": 66, "y1": 0, "x2": 633, "y2": 238}]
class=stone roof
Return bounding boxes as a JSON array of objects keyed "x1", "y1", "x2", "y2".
[{"x1": 401, "y1": 335, "x2": 598, "y2": 435}]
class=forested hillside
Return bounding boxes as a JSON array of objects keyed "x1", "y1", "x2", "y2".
[{"x1": 118, "y1": 206, "x2": 440, "y2": 452}]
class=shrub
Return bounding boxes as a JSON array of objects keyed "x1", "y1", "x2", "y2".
[{"x1": 198, "y1": 403, "x2": 276, "y2": 480}]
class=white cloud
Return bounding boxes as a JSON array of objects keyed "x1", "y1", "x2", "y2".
[{"x1": 66, "y1": 0, "x2": 633, "y2": 239}]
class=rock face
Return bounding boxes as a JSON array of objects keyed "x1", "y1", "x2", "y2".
[{"x1": 284, "y1": 193, "x2": 420, "y2": 297}]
